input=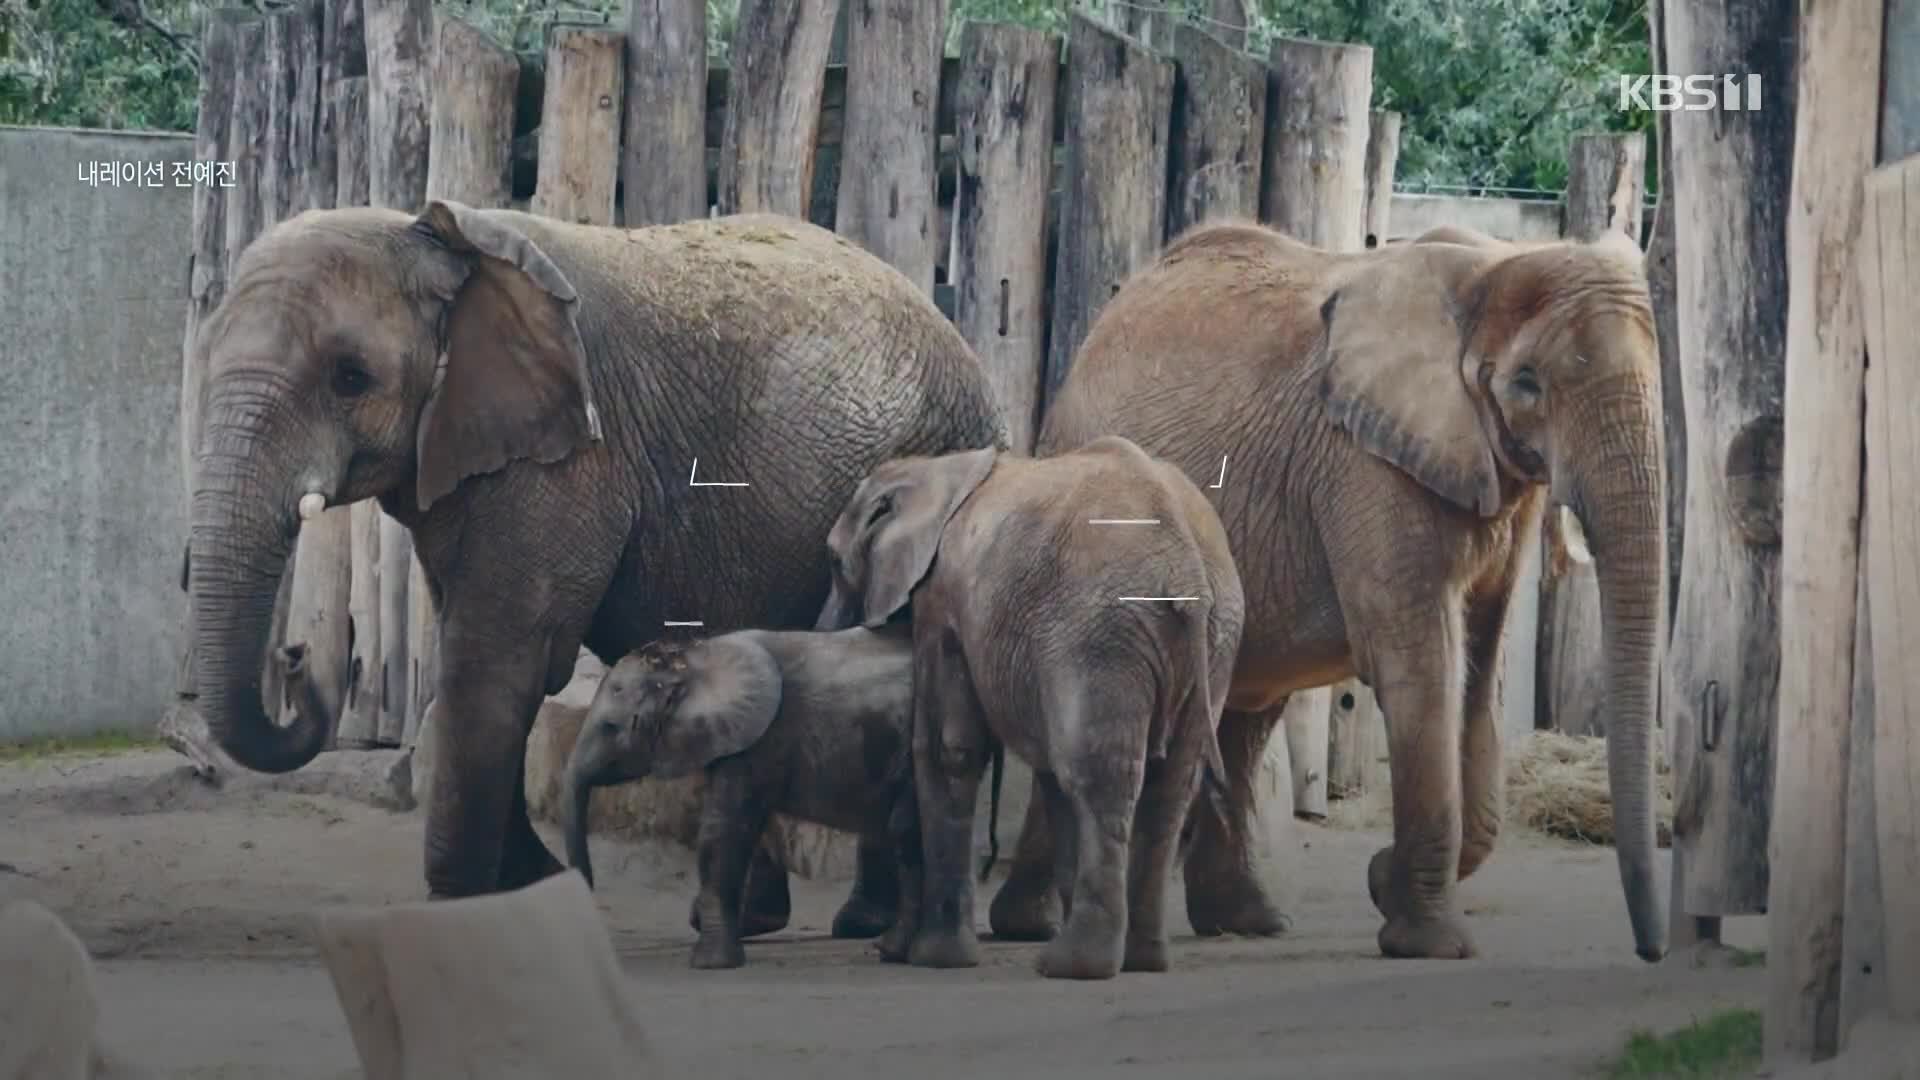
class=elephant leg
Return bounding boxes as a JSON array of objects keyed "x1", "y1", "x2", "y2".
[
  {"x1": 906, "y1": 632, "x2": 988, "y2": 970},
  {"x1": 831, "y1": 830, "x2": 900, "y2": 940},
  {"x1": 1182, "y1": 704, "x2": 1293, "y2": 937},
  {"x1": 1125, "y1": 751, "x2": 1205, "y2": 974},
  {"x1": 1369, "y1": 607, "x2": 1476, "y2": 960},
  {"x1": 986, "y1": 773, "x2": 1062, "y2": 941},
  {"x1": 1038, "y1": 728, "x2": 1143, "y2": 982},
  {"x1": 737, "y1": 841, "x2": 791, "y2": 938},
  {"x1": 498, "y1": 736, "x2": 564, "y2": 891},
  {"x1": 690, "y1": 766, "x2": 769, "y2": 970},
  {"x1": 877, "y1": 794, "x2": 923, "y2": 963},
  {"x1": 1038, "y1": 771, "x2": 1078, "y2": 924}
]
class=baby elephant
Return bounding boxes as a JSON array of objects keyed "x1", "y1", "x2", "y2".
[
  {"x1": 561, "y1": 626, "x2": 923, "y2": 970},
  {"x1": 817, "y1": 435, "x2": 1245, "y2": 980}
]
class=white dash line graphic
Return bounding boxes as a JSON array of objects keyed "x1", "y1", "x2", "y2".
[
  {"x1": 688, "y1": 457, "x2": 749, "y2": 487},
  {"x1": 664, "y1": 621, "x2": 705, "y2": 627},
  {"x1": 1209, "y1": 455, "x2": 1227, "y2": 489},
  {"x1": 1089, "y1": 518, "x2": 1161, "y2": 525},
  {"x1": 1118, "y1": 596, "x2": 1199, "y2": 602}
]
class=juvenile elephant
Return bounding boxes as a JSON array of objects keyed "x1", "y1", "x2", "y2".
[
  {"x1": 183, "y1": 202, "x2": 1007, "y2": 925},
  {"x1": 562, "y1": 627, "x2": 929, "y2": 969},
  {"x1": 993, "y1": 219, "x2": 1669, "y2": 963},
  {"x1": 817, "y1": 436, "x2": 1244, "y2": 980}
]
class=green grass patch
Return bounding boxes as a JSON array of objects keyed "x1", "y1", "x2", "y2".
[
  {"x1": 1610, "y1": 1008, "x2": 1763, "y2": 1078},
  {"x1": 0, "y1": 730, "x2": 159, "y2": 763},
  {"x1": 1730, "y1": 947, "x2": 1766, "y2": 968}
]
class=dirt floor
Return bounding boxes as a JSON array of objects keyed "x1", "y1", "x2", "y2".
[{"x1": 0, "y1": 747, "x2": 1768, "y2": 1079}]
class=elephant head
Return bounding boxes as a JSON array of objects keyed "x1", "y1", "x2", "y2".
[
  {"x1": 561, "y1": 636, "x2": 783, "y2": 887},
  {"x1": 1318, "y1": 229, "x2": 1668, "y2": 961},
  {"x1": 814, "y1": 448, "x2": 1000, "y2": 631},
  {"x1": 186, "y1": 201, "x2": 602, "y2": 774}
]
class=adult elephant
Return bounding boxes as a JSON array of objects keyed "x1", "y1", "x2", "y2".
[
  {"x1": 186, "y1": 201, "x2": 1007, "y2": 915},
  {"x1": 991, "y1": 220, "x2": 1667, "y2": 963}
]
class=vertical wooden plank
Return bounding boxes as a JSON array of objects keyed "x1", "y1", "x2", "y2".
[
  {"x1": 1766, "y1": 1, "x2": 1882, "y2": 1061},
  {"x1": 1260, "y1": 37, "x2": 1371, "y2": 251},
  {"x1": 1360, "y1": 109, "x2": 1399, "y2": 249},
  {"x1": 716, "y1": 0, "x2": 839, "y2": 217},
  {"x1": 1282, "y1": 687, "x2": 1331, "y2": 821},
  {"x1": 1662, "y1": 0, "x2": 1796, "y2": 926},
  {"x1": 835, "y1": 0, "x2": 947, "y2": 294},
  {"x1": 1117, "y1": 0, "x2": 1172, "y2": 50},
  {"x1": 1327, "y1": 679, "x2": 1387, "y2": 800},
  {"x1": 1646, "y1": 0, "x2": 1685, "y2": 632},
  {"x1": 331, "y1": 73, "x2": 381, "y2": 748},
  {"x1": 1860, "y1": 158, "x2": 1920, "y2": 1029},
  {"x1": 951, "y1": 22, "x2": 1059, "y2": 454},
  {"x1": 1841, "y1": 543, "x2": 1885, "y2": 1038},
  {"x1": 531, "y1": 27, "x2": 626, "y2": 227},
  {"x1": 1201, "y1": 0, "x2": 1250, "y2": 50},
  {"x1": 427, "y1": 18, "x2": 521, "y2": 211},
  {"x1": 622, "y1": 0, "x2": 708, "y2": 225},
  {"x1": 1165, "y1": 21, "x2": 1266, "y2": 241},
  {"x1": 1043, "y1": 12, "x2": 1173, "y2": 406},
  {"x1": 1498, "y1": 533, "x2": 1540, "y2": 745}
]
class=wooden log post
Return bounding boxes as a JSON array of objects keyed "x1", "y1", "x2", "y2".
[
  {"x1": 1841, "y1": 543, "x2": 1885, "y2": 1038},
  {"x1": 531, "y1": 28, "x2": 625, "y2": 226},
  {"x1": 363, "y1": 0, "x2": 431, "y2": 747},
  {"x1": 1261, "y1": 35, "x2": 1371, "y2": 818},
  {"x1": 835, "y1": 0, "x2": 946, "y2": 294},
  {"x1": 716, "y1": 0, "x2": 839, "y2": 217},
  {"x1": 1646, "y1": 0, "x2": 1685, "y2": 630},
  {"x1": 1767, "y1": 3, "x2": 1883, "y2": 1061},
  {"x1": 621, "y1": 0, "x2": 707, "y2": 225},
  {"x1": 1201, "y1": 0, "x2": 1251, "y2": 50},
  {"x1": 1260, "y1": 37, "x2": 1372, "y2": 251},
  {"x1": 1539, "y1": 132, "x2": 1646, "y2": 742},
  {"x1": 1360, "y1": 109, "x2": 1399, "y2": 249},
  {"x1": 1661, "y1": 0, "x2": 1796, "y2": 948},
  {"x1": 332, "y1": 71, "x2": 382, "y2": 748},
  {"x1": 163, "y1": 10, "x2": 248, "y2": 761},
  {"x1": 1116, "y1": 0, "x2": 1173, "y2": 50},
  {"x1": 277, "y1": 0, "x2": 356, "y2": 744},
  {"x1": 1044, "y1": 13, "x2": 1173, "y2": 405},
  {"x1": 1858, "y1": 156, "x2": 1920, "y2": 1033},
  {"x1": 950, "y1": 22, "x2": 1060, "y2": 453},
  {"x1": 1165, "y1": 21, "x2": 1266, "y2": 241}
]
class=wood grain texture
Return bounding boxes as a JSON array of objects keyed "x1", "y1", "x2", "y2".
[
  {"x1": 716, "y1": 0, "x2": 838, "y2": 216},
  {"x1": 1165, "y1": 21, "x2": 1266, "y2": 241},
  {"x1": 1661, "y1": 0, "x2": 1796, "y2": 921},
  {"x1": 950, "y1": 22, "x2": 1059, "y2": 453},
  {"x1": 622, "y1": 0, "x2": 708, "y2": 225},
  {"x1": 531, "y1": 27, "x2": 625, "y2": 226},
  {"x1": 362, "y1": 0, "x2": 431, "y2": 212},
  {"x1": 1043, "y1": 12, "x2": 1172, "y2": 407},
  {"x1": 1361, "y1": 110, "x2": 1400, "y2": 249},
  {"x1": 427, "y1": 17, "x2": 520, "y2": 211},
  {"x1": 835, "y1": 0, "x2": 946, "y2": 293},
  {"x1": 1840, "y1": 546, "x2": 1884, "y2": 1040},
  {"x1": 1283, "y1": 688, "x2": 1330, "y2": 821},
  {"x1": 1260, "y1": 36, "x2": 1371, "y2": 251}
]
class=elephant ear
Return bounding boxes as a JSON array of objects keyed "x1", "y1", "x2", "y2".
[
  {"x1": 854, "y1": 447, "x2": 999, "y2": 628},
  {"x1": 649, "y1": 635, "x2": 783, "y2": 779},
  {"x1": 1317, "y1": 245, "x2": 1504, "y2": 518},
  {"x1": 411, "y1": 200, "x2": 604, "y2": 512}
]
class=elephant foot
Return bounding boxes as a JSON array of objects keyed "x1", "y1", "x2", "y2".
[
  {"x1": 830, "y1": 894, "x2": 895, "y2": 940},
  {"x1": 690, "y1": 935, "x2": 747, "y2": 970},
  {"x1": 1036, "y1": 924, "x2": 1123, "y2": 981},
  {"x1": 1378, "y1": 912, "x2": 1477, "y2": 960},
  {"x1": 1367, "y1": 846, "x2": 1402, "y2": 921},
  {"x1": 497, "y1": 846, "x2": 564, "y2": 892},
  {"x1": 1121, "y1": 936, "x2": 1170, "y2": 974},
  {"x1": 1185, "y1": 871, "x2": 1292, "y2": 938},
  {"x1": 908, "y1": 929, "x2": 981, "y2": 969},
  {"x1": 875, "y1": 923, "x2": 914, "y2": 964},
  {"x1": 987, "y1": 874, "x2": 1061, "y2": 941}
]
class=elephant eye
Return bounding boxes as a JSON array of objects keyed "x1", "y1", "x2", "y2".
[
  {"x1": 330, "y1": 355, "x2": 373, "y2": 398},
  {"x1": 1509, "y1": 366, "x2": 1543, "y2": 402},
  {"x1": 864, "y1": 494, "x2": 893, "y2": 528}
]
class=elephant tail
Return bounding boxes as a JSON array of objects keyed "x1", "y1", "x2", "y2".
[{"x1": 976, "y1": 740, "x2": 1005, "y2": 883}]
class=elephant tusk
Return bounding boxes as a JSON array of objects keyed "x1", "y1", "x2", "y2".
[
  {"x1": 1558, "y1": 505, "x2": 1593, "y2": 566},
  {"x1": 298, "y1": 492, "x2": 326, "y2": 521}
]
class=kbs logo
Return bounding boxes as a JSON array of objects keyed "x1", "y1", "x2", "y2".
[{"x1": 1616, "y1": 74, "x2": 1762, "y2": 112}]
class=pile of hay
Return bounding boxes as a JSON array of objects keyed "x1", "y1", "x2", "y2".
[{"x1": 1506, "y1": 730, "x2": 1675, "y2": 848}]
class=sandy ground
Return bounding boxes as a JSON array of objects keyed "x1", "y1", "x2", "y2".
[{"x1": 0, "y1": 748, "x2": 1768, "y2": 1079}]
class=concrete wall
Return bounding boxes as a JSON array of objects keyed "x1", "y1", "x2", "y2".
[
  {"x1": 1385, "y1": 192, "x2": 1565, "y2": 243},
  {"x1": 0, "y1": 126, "x2": 194, "y2": 741}
]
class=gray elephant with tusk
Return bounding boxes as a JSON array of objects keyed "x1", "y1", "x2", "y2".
[
  {"x1": 182, "y1": 200, "x2": 1008, "y2": 925},
  {"x1": 562, "y1": 625, "x2": 989, "y2": 970}
]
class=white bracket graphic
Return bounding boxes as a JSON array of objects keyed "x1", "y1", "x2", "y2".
[
  {"x1": 689, "y1": 458, "x2": 749, "y2": 487},
  {"x1": 1089, "y1": 517, "x2": 1161, "y2": 525},
  {"x1": 1209, "y1": 455, "x2": 1227, "y2": 489},
  {"x1": 1118, "y1": 596, "x2": 1199, "y2": 602},
  {"x1": 664, "y1": 621, "x2": 704, "y2": 628}
]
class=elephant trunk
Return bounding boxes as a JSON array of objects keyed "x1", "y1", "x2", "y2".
[
  {"x1": 562, "y1": 729, "x2": 608, "y2": 888},
  {"x1": 187, "y1": 403, "x2": 332, "y2": 774},
  {"x1": 1563, "y1": 373, "x2": 1668, "y2": 963}
]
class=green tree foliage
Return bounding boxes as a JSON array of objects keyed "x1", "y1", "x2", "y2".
[{"x1": 1, "y1": 0, "x2": 1649, "y2": 194}]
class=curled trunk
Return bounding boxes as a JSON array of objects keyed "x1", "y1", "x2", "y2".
[
  {"x1": 563, "y1": 774, "x2": 597, "y2": 887},
  {"x1": 1562, "y1": 372, "x2": 1668, "y2": 961}
]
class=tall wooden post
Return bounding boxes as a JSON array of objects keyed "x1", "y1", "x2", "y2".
[
  {"x1": 1661, "y1": 0, "x2": 1797, "y2": 947},
  {"x1": 622, "y1": 0, "x2": 707, "y2": 225},
  {"x1": 716, "y1": 0, "x2": 838, "y2": 217},
  {"x1": 950, "y1": 22, "x2": 1059, "y2": 454},
  {"x1": 1165, "y1": 22, "x2": 1266, "y2": 241},
  {"x1": 1261, "y1": 35, "x2": 1371, "y2": 818},
  {"x1": 1841, "y1": 537, "x2": 1885, "y2": 1036},
  {"x1": 835, "y1": 0, "x2": 945, "y2": 293},
  {"x1": 1044, "y1": 13, "x2": 1173, "y2": 405},
  {"x1": 1201, "y1": 0, "x2": 1251, "y2": 50},
  {"x1": 1767, "y1": 1, "x2": 1882, "y2": 1061},
  {"x1": 531, "y1": 28, "x2": 626, "y2": 227},
  {"x1": 362, "y1": 0, "x2": 431, "y2": 747},
  {"x1": 1646, "y1": 0, "x2": 1685, "y2": 630},
  {"x1": 1360, "y1": 109, "x2": 1399, "y2": 249}
]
